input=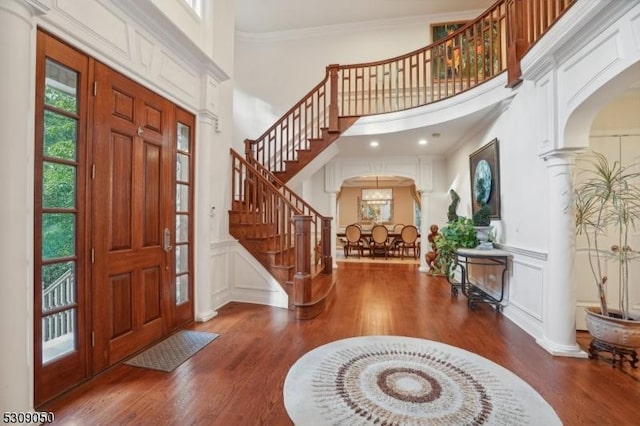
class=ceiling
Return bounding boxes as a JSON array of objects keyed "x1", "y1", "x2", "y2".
[
  {"x1": 235, "y1": 0, "x2": 493, "y2": 34},
  {"x1": 335, "y1": 104, "x2": 497, "y2": 158}
]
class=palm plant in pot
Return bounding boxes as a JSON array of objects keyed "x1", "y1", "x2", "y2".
[{"x1": 574, "y1": 151, "x2": 640, "y2": 363}]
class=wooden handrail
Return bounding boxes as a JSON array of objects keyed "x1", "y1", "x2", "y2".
[
  {"x1": 245, "y1": 0, "x2": 575, "y2": 175},
  {"x1": 230, "y1": 149, "x2": 331, "y2": 282},
  {"x1": 242, "y1": 152, "x2": 333, "y2": 273},
  {"x1": 245, "y1": 74, "x2": 332, "y2": 173},
  {"x1": 246, "y1": 154, "x2": 328, "y2": 222},
  {"x1": 506, "y1": 0, "x2": 576, "y2": 86}
]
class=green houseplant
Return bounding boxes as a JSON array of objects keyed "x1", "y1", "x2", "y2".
[
  {"x1": 574, "y1": 151, "x2": 640, "y2": 352},
  {"x1": 473, "y1": 177, "x2": 493, "y2": 248},
  {"x1": 434, "y1": 217, "x2": 478, "y2": 277},
  {"x1": 473, "y1": 203, "x2": 491, "y2": 227}
]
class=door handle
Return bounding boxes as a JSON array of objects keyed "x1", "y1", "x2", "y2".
[{"x1": 163, "y1": 228, "x2": 173, "y2": 252}]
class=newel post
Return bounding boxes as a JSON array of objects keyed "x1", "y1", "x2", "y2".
[
  {"x1": 327, "y1": 64, "x2": 340, "y2": 132},
  {"x1": 322, "y1": 217, "x2": 333, "y2": 275},
  {"x1": 292, "y1": 215, "x2": 312, "y2": 305},
  {"x1": 506, "y1": 0, "x2": 527, "y2": 88},
  {"x1": 244, "y1": 138, "x2": 254, "y2": 161}
]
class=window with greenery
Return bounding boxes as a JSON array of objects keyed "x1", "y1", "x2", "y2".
[{"x1": 40, "y1": 59, "x2": 80, "y2": 363}]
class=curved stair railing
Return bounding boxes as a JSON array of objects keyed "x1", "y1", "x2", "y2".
[
  {"x1": 230, "y1": 149, "x2": 334, "y2": 319},
  {"x1": 232, "y1": 0, "x2": 575, "y2": 319},
  {"x1": 244, "y1": 0, "x2": 575, "y2": 182}
]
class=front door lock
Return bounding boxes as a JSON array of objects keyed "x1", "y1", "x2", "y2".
[{"x1": 163, "y1": 228, "x2": 173, "y2": 252}]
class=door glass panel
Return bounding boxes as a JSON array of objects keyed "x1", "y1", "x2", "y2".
[
  {"x1": 44, "y1": 110, "x2": 77, "y2": 160},
  {"x1": 176, "y1": 245, "x2": 189, "y2": 274},
  {"x1": 176, "y1": 274, "x2": 189, "y2": 304},
  {"x1": 177, "y1": 122, "x2": 190, "y2": 152},
  {"x1": 174, "y1": 116, "x2": 192, "y2": 317},
  {"x1": 42, "y1": 261, "x2": 76, "y2": 309},
  {"x1": 45, "y1": 59, "x2": 78, "y2": 113},
  {"x1": 42, "y1": 308, "x2": 76, "y2": 364},
  {"x1": 176, "y1": 153, "x2": 189, "y2": 182},
  {"x1": 43, "y1": 162, "x2": 76, "y2": 208},
  {"x1": 176, "y1": 215, "x2": 189, "y2": 243},
  {"x1": 42, "y1": 213, "x2": 75, "y2": 259},
  {"x1": 176, "y1": 184, "x2": 189, "y2": 212}
]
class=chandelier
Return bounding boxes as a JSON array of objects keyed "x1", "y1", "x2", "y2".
[{"x1": 361, "y1": 177, "x2": 392, "y2": 204}]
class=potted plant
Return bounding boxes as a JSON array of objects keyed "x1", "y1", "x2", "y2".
[
  {"x1": 574, "y1": 151, "x2": 640, "y2": 357},
  {"x1": 472, "y1": 178, "x2": 493, "y2": 249},
  {"x1": 434, "y1": 217, "x2": 478, "y2": 278}
]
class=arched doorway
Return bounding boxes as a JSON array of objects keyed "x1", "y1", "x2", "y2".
[
  {"x1": 337, "y1": 176, "x2": 420, "y2": 230},
  {"x1": 574, "y1": 86, "x2": 640, "y2": 329}
]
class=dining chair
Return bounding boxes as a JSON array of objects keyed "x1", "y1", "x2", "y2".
[
  {"x1": 343, "y1": 224, "x2": 364, "y2": 258},
  {"x1": 370, "y1": 225, "x2": 390, "y2": 259},
  {"x1": 398, "y1": 225, "x2": 420, "y2": 260},
  {"x1": 391, "y1": 224, "x2": 405, "y2": 255}
]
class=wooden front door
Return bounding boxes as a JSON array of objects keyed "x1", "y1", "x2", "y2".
[{"x1": 91, "y1": 63, "x2": 174, "y2": 372}]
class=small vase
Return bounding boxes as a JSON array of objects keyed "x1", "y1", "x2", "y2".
[{"x1": 474, "y1": 226, "x2": 493, "y2": 250}]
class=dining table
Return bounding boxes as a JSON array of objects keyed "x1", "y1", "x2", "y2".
[{"x1": 336, "y1": 229, "x2": 420, "y2": 258}]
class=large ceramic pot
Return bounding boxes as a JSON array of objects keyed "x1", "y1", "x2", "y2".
[{"x1": 585, "y1": 307, "x2": 640, "y2": 349}]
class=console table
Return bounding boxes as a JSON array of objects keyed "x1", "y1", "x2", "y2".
[{"x1": 447, "y1": 247, "x2": 511, "y2": 312}]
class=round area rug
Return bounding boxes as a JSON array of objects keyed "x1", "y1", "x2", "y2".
[{"x1": 283, "y1": 336, "x2": 561, "y2": 425}]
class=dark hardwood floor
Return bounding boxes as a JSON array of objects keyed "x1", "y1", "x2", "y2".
[{"x1": 42, "y1": 263, "x2": 640, "y2": 425}]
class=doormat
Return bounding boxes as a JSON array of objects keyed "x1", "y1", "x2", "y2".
[{"x1": 124, "y1": 330, "x2": 219, "y2": 372}]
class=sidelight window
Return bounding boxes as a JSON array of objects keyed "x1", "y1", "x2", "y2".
[
  {"x1": 175, "y1": 122, "x2": 192, "y2": 305},
  {"x1": 39, "y1": 59, "x2": 80, "y2": 363}
]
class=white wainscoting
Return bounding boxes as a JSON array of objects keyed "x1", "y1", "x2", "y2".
[
  {"x1": 498, "y1": 245, "x2": 547, "y2": 340},
  {"x1": 209, "y1": 240, "x2": 289, "y2": 311}
]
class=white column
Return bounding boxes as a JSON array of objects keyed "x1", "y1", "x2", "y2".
[
  {"x1": 419, "y1": 191, "x2": 431, "y2": 272},
  {"x1": 536, "y1": 151, "x2": 587, "y2": 358},
  {"x1": 194, "y1": 111, "x2": 217, "y2": 322},
  {"x1": 328, "y1": 192, "x2": 338, "y2": 269},
  {"x1": 0, "y1": 0, "x2": 39, "y2": 413}
]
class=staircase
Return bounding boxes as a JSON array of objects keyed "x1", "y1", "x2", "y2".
[
  {"x1": 230, "y1": 0, "x2": 575, "y2": 319},
  {"x1": 230, "y1": 150, "x2": 335, "y2": 319}
]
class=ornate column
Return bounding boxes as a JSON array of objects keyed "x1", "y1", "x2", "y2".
[
  {"x1": 536, "y1": 150, "x2": 587, "y2": 357},
  {"x1": 194, "y1": 110, "x2": 217, "y2": 322},
  {"x1": 419, "y1": 190, "x2": 431, "y2": 272},
  {"x1": 0, "y1": 0, "x2": 44, "y2": 413},
  {"x1": 328, "y1": 191, "x2": 338, "y2": 269}
]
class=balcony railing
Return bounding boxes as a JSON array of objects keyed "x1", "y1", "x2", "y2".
[{"x1": 245, "y1": 0, "x2": 575, "y2": 176}]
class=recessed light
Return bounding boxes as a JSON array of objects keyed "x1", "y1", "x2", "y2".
[
  {"x1": 419, "y1": 139, "x2": 427, "y2": 145},
  {"x1": 370, "y1": 141, "x2": 379, "y2": 147}
]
